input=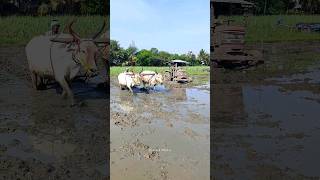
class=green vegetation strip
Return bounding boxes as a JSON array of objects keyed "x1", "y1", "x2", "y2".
[
  {"x1": 0, "y1": 16, "x2": 108, "y2": 45},
  {"x1": 110, "y1": 66, "x2": 209, "y2": 76},
  {"x1": 220, "y1": 15, "x2": 320, "y2": 42}
]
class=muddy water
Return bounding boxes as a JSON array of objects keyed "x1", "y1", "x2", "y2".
[
  {"x1": 0, "y1": 46, "x2": 109, "y2": 179},
  {"x1": 213, "y1": 42, "x2": 320, "y2": 179},
  {"x1": 110, "y1": 77, "x2": 210, "y2": 180}
]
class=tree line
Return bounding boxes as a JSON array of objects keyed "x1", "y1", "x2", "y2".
[
  {"x1": 2, "y1": 0, "x2": 320, "y2": 16},
  {"x1": 250, "y1": 0, "x2": 320, "y2": 15},
  {"x1": 0, "y1": 0, "x2": 109, "y2": 16},
  {"x1": 110, "y1": 40, "x2": 210, "y2": 66}
]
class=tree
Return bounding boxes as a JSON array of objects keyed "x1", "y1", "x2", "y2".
[
  {"x1": 38, "y1": 3, "x2": 49, "y2": 16},
  {"x1": 136, "y1": 50, "x2": 153, "y2": 66},
  {"x1": 126, "y1": 41, "x2": 138, "y2": 65},
  {"x1": 110, "y1": 40, "x2": 127, "y2": 66},
  {"x1": 150, "y1": 48, "x2": 159, "y2": 54},
  {"x1": 197, "y1": 49, "x2": 210, "y2": 65},
  {"x1": 186, "y1": 51, "x2": 196, "y2": 65},
  {"x1": 0, "y1": 0, "x2": 109, "y2": 15},
  {"x1": 157, "y1": 51, "x2": 171, "y2": 66},
  {"x1": 127, "y1": 41, "x2": 138, "y2": 55}
]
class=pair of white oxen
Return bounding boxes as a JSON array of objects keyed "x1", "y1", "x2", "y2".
[
  {"x1": 118, "y1": 70, "x2": 164, "y2": 93},
  {"x1": 25, "y1": 20, "x2": 108, "y2": 106}
]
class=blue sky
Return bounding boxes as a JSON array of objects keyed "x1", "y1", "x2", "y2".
[{"x1": 110, "y1": 0, "x2": 209, "y2": 54}]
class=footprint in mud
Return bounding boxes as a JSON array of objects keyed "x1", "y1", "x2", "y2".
[
  {"x1": 143, "y1": 150, "x2": 160, "y2": 160},
  {"x1": 112, "y1": 112, "x2": 138, "y2": 128},
  {"x1": 184, "y1": 127, "x2": 200, "y2": 139},
  {"x1": 119, "y1": 139, "x2": 160, "y2": 161}
]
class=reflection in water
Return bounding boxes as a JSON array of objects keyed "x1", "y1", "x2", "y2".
[
  {"x1": 243, "y1": 85, "x2": 320, "y2": 177},
  {"x1": 169, "y1": 88, "x2": 187, "y2": 101},
  {"x1": 212, "y1": 84, "x2": 247, "y2": 125},
  {"x1": 212, "y1": 41, "x2": 320, "y2": 178},
  {"x1": 214, "y1": 81, "x2": 320, "y2": 179}
]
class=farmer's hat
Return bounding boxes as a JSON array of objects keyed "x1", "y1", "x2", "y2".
[{"x1": 51, "y1": 19, "x2": 60, "y2": 27}]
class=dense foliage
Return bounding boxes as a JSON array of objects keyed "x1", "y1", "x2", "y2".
[
  {"x1": 249, "y1": 0, "x2": 320, "y2": 15},
  {"x1": 110, "y1": 40, "x2": 210, "y2": 66},
  {"x1": 0, "y1": 0, "x2": 109, "y2": 16}
]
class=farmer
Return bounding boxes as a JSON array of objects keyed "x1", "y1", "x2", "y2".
[{"x1": 45, "y1": 19, "x2": 60, "y2": 36}]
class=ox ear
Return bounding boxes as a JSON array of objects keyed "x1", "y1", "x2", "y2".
[{"x1": 155, "y1": 70, "x2": 158, "y2": 74}]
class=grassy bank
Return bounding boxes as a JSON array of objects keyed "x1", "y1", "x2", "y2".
[
  {"x1": 110, "y1": 66, "x2": 210, "y2": 76},
  {"x1": 220, "y1": 15, "x2": 320, "y2": 42},
  {"x1": 0, "y1": 16, "x2": 108, "y2": 45}
]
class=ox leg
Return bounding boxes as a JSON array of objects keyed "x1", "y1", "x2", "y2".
[
  {"x1": 30, "y1": 72, "x2": 39, "y2": 90},
  {"x1": 59, "y1": 78, "x2": 75, "y2": 106},
  {"x1": 38, "y1": 76, "x2": 47, "y2": 90},
  {"x1": 142, "y1": 82, "x2": 146, "y2": 90},
  {"x1": 128, "y1": 86, "x2": 134, "y2": 94}
]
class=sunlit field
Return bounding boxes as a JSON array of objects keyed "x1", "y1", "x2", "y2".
[
  {"x1": 110, "y1": 66, "x2": 210, "y2": 76},
  {"x1": 0, "y1": 16, "x2": 108, "y2": 45},
  {"x1": 219, "y1": 15, "x2": 320, "y2": 42}
]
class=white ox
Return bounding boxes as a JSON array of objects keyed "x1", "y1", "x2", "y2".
[
  {"x1": 25, "y1": 20, "x2": 108, "y2": 105},
  {"x1": 118, "y1": 72, "x2": 141, "y2": 93},
  {"x1": 140, "y1": 70, "x2": 164, "y2": 88}
]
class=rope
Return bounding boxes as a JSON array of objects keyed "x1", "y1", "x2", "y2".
[
  {"x1": 49, "y1": 33, "x2": 62, "y2": 77},
  {"x1": 49, "y1": 41, "x2": 55, "y2": 77}
]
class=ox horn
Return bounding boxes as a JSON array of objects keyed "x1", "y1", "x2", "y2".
[
  {"x1": 69, "y1": 19, "x2": 81, "y2": 43},
  {"x1": 92, "y1": 21, "x2": 106, "y2": 40}
]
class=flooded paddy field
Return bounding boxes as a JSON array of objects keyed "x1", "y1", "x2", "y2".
[
  {"x1": 110, "y1": 76, "x2": 210, "y2": 180},
  {"x1": 0, "y1": 46, "x2": 109, "y2": 179},
  {"x1": 212, "y1": 41, "x2": 320, "y2": 179}
]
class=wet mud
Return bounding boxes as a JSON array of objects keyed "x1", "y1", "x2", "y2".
[
  {"x1": 212, "y1": 41, "x2": 320, "y2": 179},
  {"x1": 0, "y1": 46, "x2": 109, "y2": 179},
  {"x1": 110, "y1": 76, "x2": 210, "y2": 180}
]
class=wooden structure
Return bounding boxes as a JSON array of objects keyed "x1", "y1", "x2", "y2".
[
  {"x1": 211, "y1": 0, "x2": 263, "y2": 69},
  {"x1": 164, "y1": 60, "x2": 192, "y2": 83}
]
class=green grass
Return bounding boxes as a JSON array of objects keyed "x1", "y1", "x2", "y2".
[
  {"x1": 0, "y1": 16, "x2": 108, "y2": 45},
  {"x1": 110, "y1": 66, "x2": 210, "y2": 76},
  {"x1": 219, "y1": 15, "x2": 320, "y2": 42},
  {"x1": 2, "y1": 15, "x2": 319, "y2": 45}
]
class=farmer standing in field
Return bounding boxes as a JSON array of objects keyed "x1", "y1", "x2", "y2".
[{"x1": 45, "y1": 19, "x2": 60, "y2": 36}]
